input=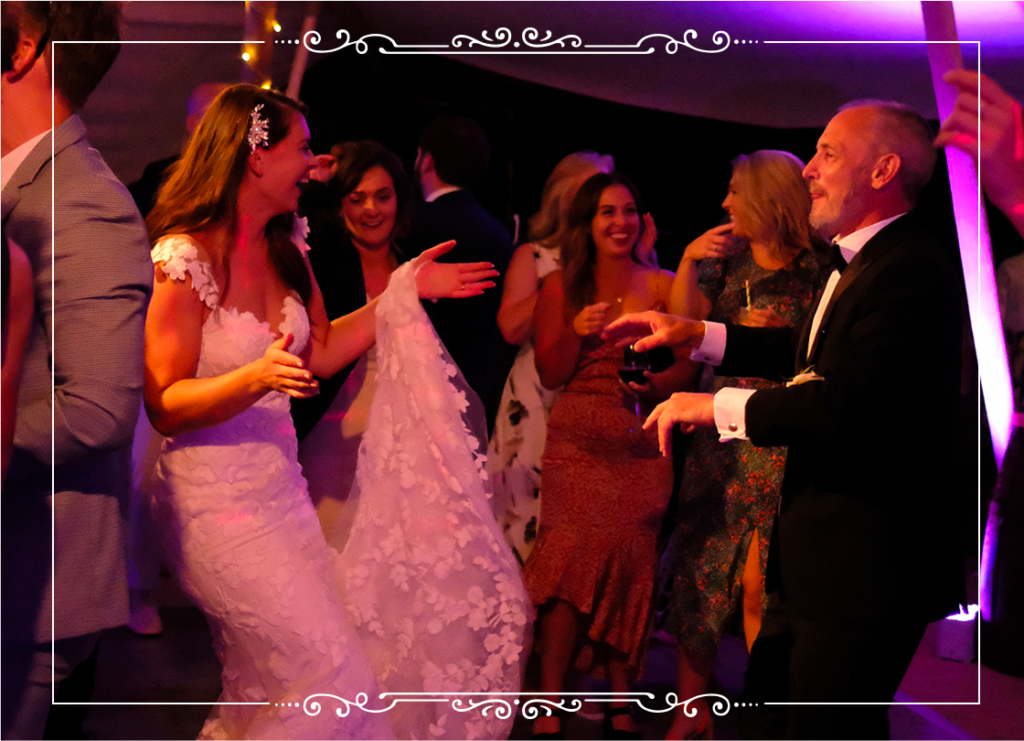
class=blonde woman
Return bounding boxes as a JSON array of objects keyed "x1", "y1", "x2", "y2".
[{"x1": 664, "y1": 150, "x2": 827, "y2": 739}]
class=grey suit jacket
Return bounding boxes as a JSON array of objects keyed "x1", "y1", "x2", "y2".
[{"x1": 1, "y1": 115, "x2": 153, "y2": 642}]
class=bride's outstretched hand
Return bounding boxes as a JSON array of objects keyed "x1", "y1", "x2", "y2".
[
  {"x1": 255, "y1": 334, "x2": 319, "y2": 398},
  {"x1": 412, "y1": 240, "x2": 500, "y2": 299}
]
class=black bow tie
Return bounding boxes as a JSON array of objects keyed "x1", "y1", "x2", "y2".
[{"x1": 830, "y1": 241, "x2": 848, "y2": 273}]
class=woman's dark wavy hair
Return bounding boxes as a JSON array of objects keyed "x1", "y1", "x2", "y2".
[
  {"x1": 324, "y1": 140, "x2": 413, "y2": 245},
  {"x1": 560, "y1": 171, "x2": 646, "y2": 318},
  {"x1": 147, "y1": 83, "x2": 312, "y2": 305}
]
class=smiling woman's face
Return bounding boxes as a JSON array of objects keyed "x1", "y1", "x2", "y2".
[
  {"x1": 591, "y1": 184, "x2": 639, "y2": 259},
  {"x1": 341, "y1": 165, "x2": 398, "y2": 251}
]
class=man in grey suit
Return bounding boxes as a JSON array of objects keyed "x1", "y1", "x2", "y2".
[{"x1": 1, "y1": 3, "x2": 152, "y2": 737}]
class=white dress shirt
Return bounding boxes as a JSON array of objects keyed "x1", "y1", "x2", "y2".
[
  {"x1": 1, "y1": 130, "x2": 50, "y2": 190},
  {"x1": 422, "y1": 184, "x2": 461, "y2": 203},
  {"x1": 693, "y1": 214, "x2": 906, "y2": 441}
]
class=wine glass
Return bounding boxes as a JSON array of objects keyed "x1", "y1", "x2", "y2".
[{"x1": 618, "y1": 344, "x2": 651, "y2": 433}]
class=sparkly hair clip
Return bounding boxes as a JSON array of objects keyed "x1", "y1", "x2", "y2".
[{"x1": 247, "y1": 103, "x2": 269, "y2": 154}]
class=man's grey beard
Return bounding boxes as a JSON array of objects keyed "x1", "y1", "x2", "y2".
[{"x1": 809, "y1": 207, "x2": 840, "y2": 241}]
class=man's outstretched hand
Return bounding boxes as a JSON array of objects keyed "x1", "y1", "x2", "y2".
[
  {"x1": 602, "y1": 311, "x2": 706, "y2": 354},
  {"x1": 644, "y1": 392, "x2": 716, "y2": 457}
]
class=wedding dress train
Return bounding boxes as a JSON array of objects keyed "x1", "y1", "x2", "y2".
[{"x1": 151, "y1": 233, "x2": 529, "y2": 740}]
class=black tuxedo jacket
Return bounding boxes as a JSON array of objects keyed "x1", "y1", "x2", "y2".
[
  {"x1": 718, "y1": 212, "x2": 967, "y2": 624},
  {"x1": 402, "y1": 190, "x2": 515, "y2": 429}
]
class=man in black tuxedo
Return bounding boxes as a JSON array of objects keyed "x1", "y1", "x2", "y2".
[
  {"x1": 404, "y1": 116, "x2": 515, "y2": 432},
  {"x1": 604, "y1": 102, "x2": 967, "y2": 739}
]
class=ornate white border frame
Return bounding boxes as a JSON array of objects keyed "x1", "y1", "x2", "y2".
[
  {"x1": 275, "y1": 27, "x2": 750, "y2": 55},
  {"x1": 286, "y1": 691, "x2": 739, "y2": 722},
  {"x1": 46, "y1": 18, "x2": 985, "y2": 727}
]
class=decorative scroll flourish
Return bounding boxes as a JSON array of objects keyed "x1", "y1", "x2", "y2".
[
  {"x1": 523, "y1": 27, "x2": 584, "y2": 49},
  {"x1": 303, "y1": 693, "x2": 389, "y2": 717},
  {"x1": 519, "y1": 698, "x2": 584, "y2": 720},
  {"x1": 452, "y1": 27, "x2": 513, "y2": 48},
  {"x1": 301, "y1": 28, "x2": 732, "y2": 55},
  {"x1": 450, "y1": 697, "x2": 516, "y2": 720},
  {"x1": 299, "y1": 692, "x2": 739, "y2": 719},
  {"x1": 586, "y1": 31, "x2": 731, "y2": 53},
  {"x1": 668, "y1": 692, "x2": 733, "y2": 718},
  {"x1": 302, "y1": 29, "x2": 448, "y2": 54}
]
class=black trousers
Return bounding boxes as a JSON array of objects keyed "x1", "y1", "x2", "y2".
[{"x1": 740, "y1": 593, "x2": 927, "y2": 740}]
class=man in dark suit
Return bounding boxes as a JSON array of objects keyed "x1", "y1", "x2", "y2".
[
  {"x1": 604, "y1": 102, "x2": 967, "y2": 738},
  {"x1": 404, "y1": 116, "x2": 515, "y2": 431},
  {"x1": 1, "y1": 3, "x2": 152, "y2": 736}
]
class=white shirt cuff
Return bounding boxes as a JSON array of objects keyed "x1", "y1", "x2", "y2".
[
  {"x1": 690, "y1": 321, "x2": 726, "y2": 365},
  {"x1": 714, "y1": 387, "x2": 757, "y2": 441}
]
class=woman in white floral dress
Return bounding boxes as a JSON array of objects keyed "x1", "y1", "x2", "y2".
[
  {"x1": 487, "y1": 152, "x2": 613, "y2": 566},
  {"x1": 144, "y1": 84, "x2": 529, "y2": 740}
]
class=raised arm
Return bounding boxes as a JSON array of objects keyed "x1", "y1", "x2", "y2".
[
  {"x1": 496, "y1": 243, "x2": 542, "y2": 346},
  {"x1": 935, "y1": 70, "x2": 1024, "y2": 238},
  {"x1": 534, "y1": 271, "x2": 589, "y2": 389},
  {"x1": 669, "y1": 223, "x2": 738, "y2": 319},
  {"x1": 303, "y1": 239, "x2": 499, "y2": 378},
  {"x1": 302, "y1": 249, "x2": 380, "y2": 378}
]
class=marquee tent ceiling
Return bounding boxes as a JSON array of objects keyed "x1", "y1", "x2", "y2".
[
  {"x1": 86, "y1": 0, "x2": 1024, "y2": 184},
  {"x1": 342, "y1": 0, "x2": 1024, "y2": 127}
]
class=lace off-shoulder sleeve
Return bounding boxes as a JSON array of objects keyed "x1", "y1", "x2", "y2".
[{"x1": 152, "y1": 235, "x2": 220, "y2": 310}]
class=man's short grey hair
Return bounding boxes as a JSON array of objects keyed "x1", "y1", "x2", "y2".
[{"x1": 839, "y1": 99, "x2": 937, "y2": 206}]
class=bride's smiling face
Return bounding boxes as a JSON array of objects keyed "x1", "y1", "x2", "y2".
[{"x1": 259, "y1": 113, "x2": 313, "y2": 215}]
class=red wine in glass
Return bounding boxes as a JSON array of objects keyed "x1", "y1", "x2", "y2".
[
  {"x1": 618, "y1": 344, "x2": 651, "y2": 385},
  {"x1": 617, "y1": 367, "x2": 648, "y2": 385},
  {"x1": 619, "y1": 344, "x2": 651, "y2": 432}
]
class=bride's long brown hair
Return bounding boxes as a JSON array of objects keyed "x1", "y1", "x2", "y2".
[{"x1": 147, "y1": 84, "x2": 312, "y2": 304}]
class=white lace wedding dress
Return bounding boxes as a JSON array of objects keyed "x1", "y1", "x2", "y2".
[{"x1": 150, "y1": 233, "x2": 530, "y2": 740}]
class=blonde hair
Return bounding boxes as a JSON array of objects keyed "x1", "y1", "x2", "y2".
[
  {"x1": 528, "y1": 151, "x2": 614, "y2": 248},
  {"x1": 730, "y1": 150, "x2": 817, "y2": 262}
]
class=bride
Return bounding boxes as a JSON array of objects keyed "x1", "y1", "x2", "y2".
[{"x1": 143, "y1": 84, "x2": 530, "y2": 740}]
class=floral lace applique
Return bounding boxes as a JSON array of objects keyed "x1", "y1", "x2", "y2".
[
  {"x1": 152, "y1": 252, "x2": 523, "y2": 741},
  {"x1": 152, "y1": 234, "x2": 220, "y2": 310},
  {"x1": 292, "y1": 215, "x2": 311, "y2": 253},
  {"x1": 280, "y1": 293, "x2": 310, "y2": 354},
  {"x1": 336, "y1": 261, "x2": 531, "y2": 740}
]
